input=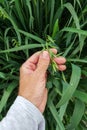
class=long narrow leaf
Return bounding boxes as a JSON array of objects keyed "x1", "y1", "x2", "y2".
[
  {"x1": 0, "y1": 81, "x2": 18, "y2": 113},
  {"x1": 62, "y1": 27, "x2": 87, "y2": 36},
  {"x1": 48, "y1": 100, "x2": 65, "y2": 130},
  {"x1": 18, "y1": 29, "x2": 45, "y2": 44},
  {"x1": 67, "y1": 100, "x2": 85, "y2": 130},
  {"x1": 0, "y1": 44, "x2": 42, "y2": 53},
  {"x1": 56, "y1": 64, "x2": 81, "y2": 108}
]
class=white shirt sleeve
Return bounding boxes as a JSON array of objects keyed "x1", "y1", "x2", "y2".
[{"x1": 0, "y1": 96, "x2": 45, "y2": 130}]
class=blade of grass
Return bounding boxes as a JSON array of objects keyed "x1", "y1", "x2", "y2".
[
  {"x1": 58, "y1": 81, "x2": 69, "y2": 120},
  {"x1": 52, "y1": 19, "x2": 59, "y2": 38},
  {"x1": 0, "y1": 7, "x2": 21, "y2": 44},
  {"x1": 48, "y1": 100, "x2": 65, "y2": 130},
  {"x1": 67, "y1": 59, "x2": 87, "y2": 63},
  {"x1": 62, "y1": 27, "x2": 87, "y2": 36},
  {"x1": 0, "y1": 44, "x2": 42, "y2": 53},
  {"x1": 75, "y1": 0, "x2": 82, "y2": 9},
  {"x1": 63, "y1": 36, "x2": 76, "y2": 57},
  {"x1": 67, "y1": 100, "x2": 85, "y2": 130},
  {"x1": 26, "y1": 0, "x2": 34, "y2": 31},
  {"x1": 56, "y1": 64, "x2": 81, "y2": 108},
  {"x1": 15, "y1": 0, "x2": 26, "y2": 30},
  {"x1": 18, "y1": 29, "x2": 45, "y2": 44},
  {"x1": 0, "y1": 81, "x2": 18, "y2": 113},
  {"x1": 64, "y1": 3, "x2": 80, "y2": 29},
  {"x1": 63, "y1": 3, "x2": 85, "y2": 53},
  {"x1": 49, "y1": 0, "x2": 55, "y2": 33},
  {"x1": 59, "y1": 101, "x2": 68, "y2": 121},
  {"x1": 74, "y1": 90, "x2": 87, "y2": 104}
]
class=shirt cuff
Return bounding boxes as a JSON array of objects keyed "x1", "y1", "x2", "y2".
[{"x1": 13, "y1": 96, "x2": 45, "y2": 125}]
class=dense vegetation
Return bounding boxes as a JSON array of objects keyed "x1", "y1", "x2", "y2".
[{"x1": 0, "y1": 0, "x2": 87, "y2": 129}]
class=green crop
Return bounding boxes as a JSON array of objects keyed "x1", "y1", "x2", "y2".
[{"x1": 0, "y1": 0, "x2": 87, "y2": 129}]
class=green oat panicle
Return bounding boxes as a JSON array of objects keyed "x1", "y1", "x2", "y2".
[{"x1": 43, "y1": 35, "x2": 63, "y2": 75}]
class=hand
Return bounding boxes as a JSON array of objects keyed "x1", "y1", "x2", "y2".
[{"x1": 18, "y1": 49, "x2": 66, "y2": 113}]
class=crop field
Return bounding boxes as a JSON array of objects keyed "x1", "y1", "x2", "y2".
[{"x1": 0, "y1": 0, "x2": 87, "y2": 129}]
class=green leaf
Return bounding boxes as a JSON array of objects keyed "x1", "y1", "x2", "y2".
[
  {"x1": 0, "y1": 72, "x2": 6, "y2": 79},
  {"x1": 64, "y1": 3, "x2": 80, "y2": 29},
  {"x1": 15, "y1": 0, "x2": 26, "y2": 30},
  {"x1": 56, "y1": 64, "x2": 81, "y2": 108},
  {"x1": 62, "y1": 27, "x2": 87, "y2": 36},
  {"x1": 0, "y1": 0, "x2": 4, "y2": 3},
  {"x1": 0, "y1": 7, "x2": 21, "y2": 44},
  {"x1": 52, "y1": 19, "x2": 59, "y2": 38},
  {"x1": 74, "y1": 90, "x2": 87, "y2": 104},
  {"x1": 75, "y1": 0, "x2": 82, "y2": 9},
  {"x1": 0, "y1": 81, "x2": 18, "y2": 113},
  {"x1": 67, "y1": 59, "x2": 87, "y2": 63},
  {"x1": 59, "y1": 101, "x2": 68, "y2": 121},
  {"x1": 62, "y1": 27, "x2": 87, "y2": 52},
  {"x1": 26, "y1": 0, "x2": 34, "y2": 30},
  {"x1": 18, "y1": 29, "x2": 45, "y2": 44},
  {"x1": 67, "y1": 100, "x2": 85, "y2": 130},
  {"x1": 49, "y1": 0, "x2": 55, "y2": 33},
  {"x1": 48, "y1": 100, "x2": 65, "y2": 130},
  {"x1": 0, "y1": 44, "x2": 42, "y2": 53}
]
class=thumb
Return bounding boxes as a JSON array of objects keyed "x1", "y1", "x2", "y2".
[{"x1": 36, "y1": 51, "x2": 50, "y2": 74}]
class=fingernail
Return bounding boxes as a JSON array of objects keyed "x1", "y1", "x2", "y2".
[{"x1": 41, "y1": 51, "x2": 49, "y2": 59}]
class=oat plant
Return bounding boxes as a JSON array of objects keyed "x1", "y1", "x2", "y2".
[{"x1": 0, "y1": 0, "x2": 87, "y2": 129}]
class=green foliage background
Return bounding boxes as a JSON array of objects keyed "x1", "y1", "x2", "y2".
[{"x1": 0, "y1": 0, "x2": 87, "y2": 129}]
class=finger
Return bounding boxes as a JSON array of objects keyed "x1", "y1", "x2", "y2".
[
  {"x1": 50, "y1": 48, "x2": 57, "y2": 54},
  {"x1": 36, "y1": 51, "x2": 50, "y2": 75},
  {"x1": 24, "y1": 49, "x2": 57, "y2": 66},
  {"x1": 54, "y1": 57, "x2": 66, "y2": 65},
  {"x1": 23, "y1": 48, "x2": 58, "y2": 72},
  {"x1": 39, "y1": 88, "x2": 48, "y2": 113},
  {"x1": 58, "y1": 65, "x2": 66, "y2": 71},
  {"x1": 21, "y1": 52, "x2": 41, "y2": 73},
  {"x1": 24, "y1": 51, "x2": 41, "y2": 65},
  {"x1": 26, "y1": 62, "x2": 36, "y2": 71}
]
